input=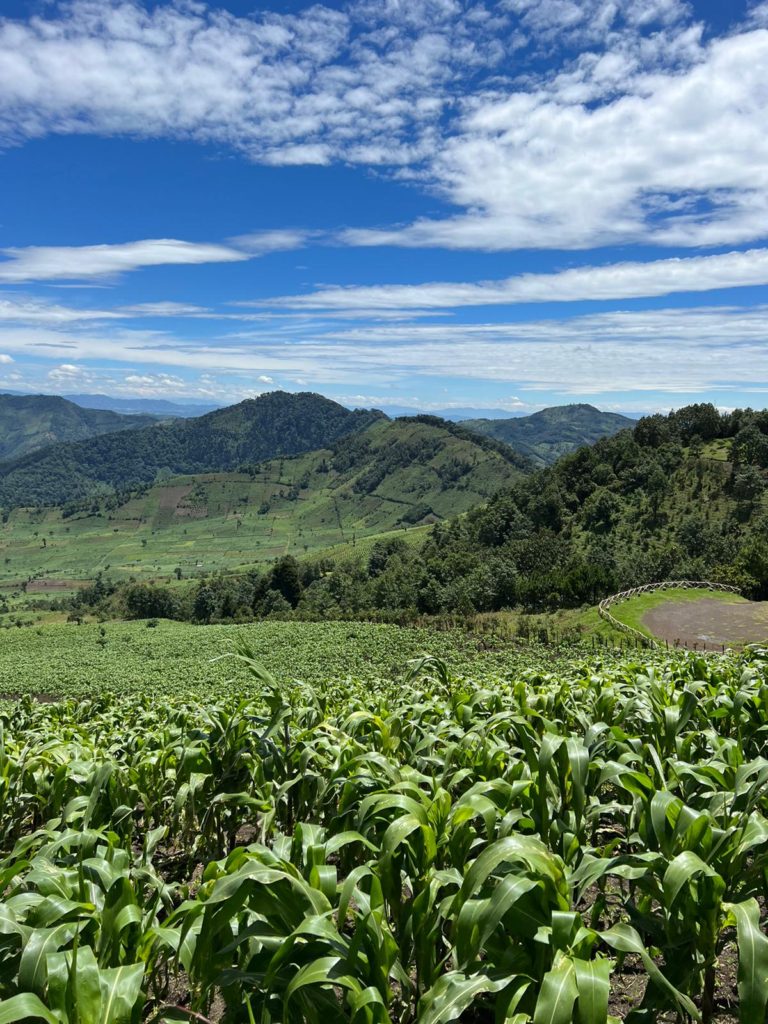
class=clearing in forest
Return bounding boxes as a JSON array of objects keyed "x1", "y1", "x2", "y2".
[
  {"x1": 610, "y1": 586, "x2": 768, "y2": 649},
  {"x1": 643, "y1": 596, "x2": 768, "y2": 650}
]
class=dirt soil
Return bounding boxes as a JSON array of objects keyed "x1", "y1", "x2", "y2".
[
  {"x1": 644, "y1": 598, "x2": 768, "y2": 650},
  {"x1": 25, "y1": 579, "x2": 91, "y2": 592}
]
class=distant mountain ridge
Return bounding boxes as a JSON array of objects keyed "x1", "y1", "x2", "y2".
[
  {"x1": 0, "y1": 392, "x2": 383, "y2": 509},
  {"x1": 0, "y1": 394, "x2": 159, "y2": 463},
  {"x1": 63, "y1": 393, "x2": 221, "y2": 417},
  {"x1": 461, "y1": 404, "x2": 635, "y2": 467}
]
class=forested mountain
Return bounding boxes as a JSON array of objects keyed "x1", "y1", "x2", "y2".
[
  {"x1": 0, "y1": 394, "x2": 159, "y2": 462},
  {"x1": 0, "y1": 415, "x2": 531, "y2": 593},
  {"x1": 462, "y1": 404, "x2": 634, "y2": 466},
  {"x1": 259, "y1": 403, "x2": 768, "y2": 619},
  {"x1": 0, "y1": 392, "x2": 384, "y2": 509}
]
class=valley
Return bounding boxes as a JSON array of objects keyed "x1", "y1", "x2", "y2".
[{"x1": 0, "y1": 415, "x2": 526, "y2": 586}]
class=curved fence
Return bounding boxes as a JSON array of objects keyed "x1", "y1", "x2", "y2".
[{"x1": 597, "y1": 580, "x2": 742, "y2": 649}]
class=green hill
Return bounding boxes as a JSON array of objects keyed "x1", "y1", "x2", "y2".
[
  {"x1": 0, "y1": 391, "x2": 384, "y2": 509},
  {"x1": 283, "y1": 403, "x2": 768, "y2": 618},
  {"x1": 0, "y1": 415, "x2": 529, "y2": 584},
  {"x1": 0, "y1": 393, "x2": 159, "y2": 462},
  {"x1": 462, "y1": 403, "x2": 634, "y2": 466}
]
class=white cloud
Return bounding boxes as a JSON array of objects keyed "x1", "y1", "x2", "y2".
[
  {"x1": 5, "y1": 2, "x2": 763, "y2": 252},
  {"x1": 3, "y1": 302, "x2": 768, "y2": 398},
  {"x1": 258, "y1": 375, "x2": 274, "y2": 384},
  {"x1": 0, "y1": 0, "x2": 509, "y2": 166},
  {"x1": 0, "y1": 239, "x2": 252, "y2": 283},
  {"x1": 0, "y1": 294, "x2": 125, "y2": 323},
  {"x1": 226, "y1": 230, "x2": 312, "y2": 254},
  {"x1": 345, "y1": 23, "x2": 768, "y2": 250},
  {"x1": 117, "y1": 302, "x2": 213, "y2": 316},
  {"x1": 0, "y1": 354, "x2": 12, "y2": 364},
  {"x1": 267, "y1": 247, "x2": 768, "y2": 310},
  {"x1": 47, "y1": 363, "x2": 85, "y2": 382}
]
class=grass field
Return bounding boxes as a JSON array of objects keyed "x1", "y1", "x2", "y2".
[
  {"x1": 0, "y1": 471, "x2": 435, "y2": 589},
  {"x1": 608, "y1": 587, "x2": 747, "y2": 636}
]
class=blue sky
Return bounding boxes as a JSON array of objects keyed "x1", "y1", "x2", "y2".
[{"x1": 1, "y1": 0, "x2": 768, "y2": 415}]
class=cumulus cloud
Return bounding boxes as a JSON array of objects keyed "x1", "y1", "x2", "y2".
[
  {"x1": 0, "y1": 239, "x2": 252, "y2": 283},
  {"x1": 0, "y1": 0, "x2": 509, "y2": 166},
  {"x1": 266, "y1": 248, "x2": 768, "y2": 310},
  {"x1": 2, "y1": 2, "x2": 765, "y2": 250},
  {"x1": 345, "y1": 25, "x2": 768, "y2": 250}
]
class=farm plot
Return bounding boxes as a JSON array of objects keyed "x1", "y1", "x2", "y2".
[
  {"x1": 0, "y1": 643, "x2": 767, "y2": 1022},
  {"x1": 643, "y1": 598, "x2": 768, "y2": 650}
]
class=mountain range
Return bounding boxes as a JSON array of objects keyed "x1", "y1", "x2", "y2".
[
  {"x1": 461, "y1": 404, "x2": 635, "y2": 467},
  {"x1": 0, "y1": 394, "x2": 159, "y2": 463},
  {"x1": 0, "y1": 391, "x2": 635, "y2": 513},
  {"x1": 0, "y1": 392, "x2": 382, "y2": 509}
]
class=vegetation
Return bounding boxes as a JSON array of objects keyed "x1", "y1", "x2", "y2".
[
  {"x1": 0, "y1": 619, "x2": 565, "y2": 698},
  {"x1": 0, "y1": 416, "x2": 526, "y2": 586},
  {"x1": 0, "y1": 393, "x2": 159, "y2": 462},
  {"x1": 462, "y1": 404, "x2": 634, "y2": 467},
  {"x1": 0, "y1": 392, "x2": 384, "y2": 508},
  {"x1": 0, "y1": 642, "x2": 766, "y2": 1022},
  {"x1": 266, "y1": 403, "x2": 768, "y2": 620}
]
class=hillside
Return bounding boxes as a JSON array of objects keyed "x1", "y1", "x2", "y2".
[
  {"x1": 0, "y1": 394, "x2": 160, "y2": 462},
  {"x1": 0, "y1": 392, "x2": 384, "y2": 509},
  {"x1": 462, "y1": 403, "x2": 634, "y2": 466},
  {"x1": 276, "y1": 403, "x2": 768, "y2": 618},
  {"x1": 0, "y1": 416, "x2": 528, "y2": 584}
]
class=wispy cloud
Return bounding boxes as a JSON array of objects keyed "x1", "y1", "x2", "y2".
[
  {"x1": 0, "y1": 239, "x2": 252, "y2": 283},
  {"x1": 3, "y1": 303, "x2": 768, "y2": 397},
  {"x1": 265, "y1": 248, "x2": 768, "y2": 310}
]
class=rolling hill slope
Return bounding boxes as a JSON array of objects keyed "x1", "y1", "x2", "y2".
[
  {"x1": 0, "y1": 392, "x2": 384, "y2": 509},
  {"x1": 462, "y1": 403, "x2": 634, "y2": 466},
  {"x1": 0, "y1": 415, "x2": 529, "y2": 583},
  {"x1": 297, "y1": 403, "x2": 768, "y2": 619},
  {"x1": 0, "y1": 394, "x2": 160, "y2": 462}
]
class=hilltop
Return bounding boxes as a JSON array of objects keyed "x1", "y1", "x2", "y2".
[
  {"x1": 0, "y1": 392, "x2": 384, "y2": 509},
  {"x1": 461, "y1": 403, "x2": 635, "y2": 466},
  {"x1": 0, "y1": 415, "x2": 528, "y2": 584},
  {"x1": 0, "y1": 393, "x2": 160, "y2": 462}
]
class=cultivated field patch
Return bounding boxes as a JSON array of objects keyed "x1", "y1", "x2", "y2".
[{"x1": 644, "y1": 596, "x2": 768, "y2": 650}]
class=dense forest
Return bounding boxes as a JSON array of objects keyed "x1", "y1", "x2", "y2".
[
  {"x1": 0, "y1": 394, "x2": 158, "y2": 462},
  {"x1": 68, "y1": 403, "x2": 768, "y2": 624},
  {"x1": 461, "y1": 403, "x2": 634, "y2": 466},
  {"x1": 0, "y1": 392, "x2": 383, "y2": 508}
]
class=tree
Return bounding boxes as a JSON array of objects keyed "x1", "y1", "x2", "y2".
[
  {"x1": 268, "y1": 555, "x2": 303, "y2": 608},
  {"x1": 193, "y1": 584, "x2": 218, "y2": 624}
]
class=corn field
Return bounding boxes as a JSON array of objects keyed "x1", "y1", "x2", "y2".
[{"x1": 1, "y1": 644, "x2": 767, "y2": 1023}]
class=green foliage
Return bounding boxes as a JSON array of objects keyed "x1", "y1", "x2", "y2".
[
  {"x1": 0, "y1": 394, "x2": 158, "y2": 463},
  {"x1": 308, "y1": 403, "x2": 768, "y2": 617},
  {"x1": 462, "y1": 404, "x2": 635, "y2": 467},
  {"x1": 0, "y1": 416, "x2": 525, "y2": 587},
  {"x1": 0, "y1": 392, "x2": 384, "y2": 509},
  {"x1": 1, "y1": 643, "x2": 767, "y2": 1021}
]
